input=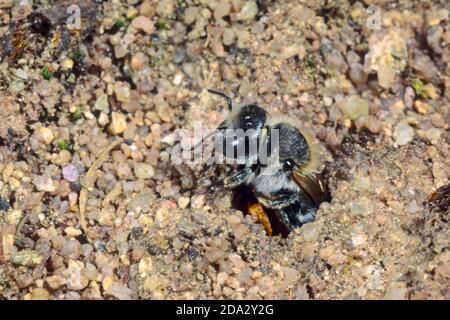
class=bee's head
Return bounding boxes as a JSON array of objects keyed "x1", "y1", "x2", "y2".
[
  {"x1": 218, "y1": 104, "x2": 267, "y2": 132},
  {"x1": 208, "y1": 89, "x2": 267, "y2": 161},
  {"x1": 207, "y1": 89, "x2": 267, "y2": 132}
]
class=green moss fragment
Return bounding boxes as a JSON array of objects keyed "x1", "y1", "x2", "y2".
[
  {"x1": 411, "y1": 78, "x2": 425, "y2": 96},
  {"x1": 114, "y1": 19, "x2": 125, "y2": 29},
  {"x1": 155, "y1": 18, "x2": 167, "y2": 30},
  {"x1": 70, "y1": 107, "x2": 83, "y2": 121},
  {"x1": 70, "y1": 50, "x2": 85, "y2": 65},
  {"x1": 58, "y1": 140, "x2": 72, "y2": 151},
  {"x1": 42, "y1": 65, "x2": 53, "y2": 80},
  {"x1": 304, "y1": 54, "x2": 316, "y2": 81}
]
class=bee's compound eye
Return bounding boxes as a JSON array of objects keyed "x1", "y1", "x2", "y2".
[{"x1": 283, "y1": 159, "x2": 294, "y2": 171}]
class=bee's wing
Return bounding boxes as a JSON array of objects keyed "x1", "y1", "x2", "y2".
[{"x1": 292, "y1": 170, "x2": 330, "y2": 205}]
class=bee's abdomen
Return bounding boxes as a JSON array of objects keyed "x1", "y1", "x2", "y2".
[{"x1": 282, "y1": 193, "x2": 318, "y2": 229}]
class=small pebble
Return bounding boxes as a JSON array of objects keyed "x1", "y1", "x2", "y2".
[
  {"x1": 177, "y1": 196, "x2": 190, "y2": 209},
  {"x1": 82, "y1": 263, "x2": 99, "y2": 281},
  {"x1": 64, "y1": 227, "x2": 82, "y2": 237},
  {"x1": 33, "y1": 176, "x2": 57, "y2": 193},
  {"x1": 173, "y1": 48, "x2": 186, "y2": 64},
  {"x1": 131, "y1": 52, "x2": 147, "y2": 71},
  {"x1": 114, "y1": 83, "x2": 131, "y2": 103},
  {"x1": 9, "y1": 81, "x2": 25, "y2": 94},
  {"x1": 223, "y1": 28, "x2": 235, "y2": 46},
  {"x1": 214, "y1": 2, "x2": 230, "y2": 20},
  {"x1": 140, "y1": 1, "x2": 155, "y2": 17},
  {"x1": 114, "y1": 45, "x2": 127, "y2": 59},
  {"x1": 237, "y1": 1, "x2": 258, "y2": 21},
  {"x1": 150, "y1": 32, "x2": 160, "y2": 43},
  {"x1": 61, "y1": 59, "x2": 74, "y2": 70},
  {"x1": 0, "y1": 1, "x2": 14, "y2": 9},
  {"x1": 301, "y1": 222, "x2": 321, "y2": 242},
  {"x1": 70, "y1": 182, "x2": 82, "y2": 193},
  {"x1": 62, "y1": 164, "x2": 79, "y2": 182},
  {"x1": 31, "y1": 288, "x2": 50, "y2": 300},
  {"x1": 407, "y1": 200, "x2": 418, "y2": 213},
  {"x1": 414, "y1": 101, "x2": 432, "y2": 115},
  {"x1": 94, "y1": 95, "x2": 110, "y2": 113},
  {"x1": 131, "y1": 16, "x2": 154, "y2": 34},
  {"x1": 161, "y1": 133, "x2": 177, "y2": 146},
  {"x1": 138, "y1": 256, "x2": 153, "y2": 276},
  {"x1": 106, "y1": 282, "x2": 138, "y2": 300},
  {"x1": 143, "y1": 274, "x2": 169, "y2": 292},
  {"x1": 66, "y1": 260, "x2": 88, "y2": 290},
  {"x1": 6, "y1": 209, "x2": 22, "y2": 225},
  {"x1": 133, "y1": 163, "x2": 155, "y2": 180},
  {"x1": 61, "y1": 239, "x2": 81, "y2": 260},
  {"x1": 109, "y1": 112, "x2": 128, "y2": 135},
  {"x1": 393, "y1": 122, "x2": 414, "y2": 146},
  {"x1": 338, "y1": 95, "x2": 369, "y2": 120},
  {"x1": 425, "y1": 128, "x2": 441, "y2": 144},
  {"x1": 0, "y1": 197, "x2": 11, "y2": 211},
  {"x1": 15, "y1": 68, "x2": 28, "y2": 80},
  {"x1": 10, "y1": 250, "x2": 43, "y2": 267},
  {"x1": 16, "y1": 274, "x2": 33, "y2": 289},
  {"x1": 431, "y1": 113, "x2": 445, "y2": 128},
  {"x1": 35, "y1": 127, "x2": 54, "y2": 145},
  {"x1": 46, "y1": 275, "x2": 66, "y2": 290},
  {"x1": 191, "y1": 194, "x2": 206, "y2": 209},
  {"x1": 349, "y1": 63, "x2": 368, "y2": 86},
  {"x1": 384, "y1": 282, "x2": 408, "y2": 300},
  {"x1": 323, "y1": 97, "x2": 333, "y2": 107}
]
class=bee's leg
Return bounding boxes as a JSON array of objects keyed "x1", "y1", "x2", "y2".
[
  {"x1": 256, "y1": 191, "x2": 319, "y2": 232},
  {"x1": 283, "y1": 192, "x2": 319, "y2": 229},
  {"x1": 257, "y1": 196, "x2": 293, "y2": 231},
  {"x1": 224, "y1": 166, "x2": 253, "y2": 188},
  {"x1": 263, "y1": 202, "x2": 315, "y2": 232},
  {"x1": 257, "y1": 190, "x2": 298, "y2": 210},
  {"x1": 291, "y1": 205, "x2": 316, "y2": 225}
]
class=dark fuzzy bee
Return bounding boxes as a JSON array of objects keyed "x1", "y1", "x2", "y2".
[{"x1": 207, "y1": 89, "x2": 330, "y2": 233}]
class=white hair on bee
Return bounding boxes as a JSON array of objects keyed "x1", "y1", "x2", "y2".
[{"x1": 252, "y1": 167, "x2": 301, "y2": 195}]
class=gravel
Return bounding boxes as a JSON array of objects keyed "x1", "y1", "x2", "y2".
[{"x1": 62, "y1": 164, "x2": 79, "y2": 182}]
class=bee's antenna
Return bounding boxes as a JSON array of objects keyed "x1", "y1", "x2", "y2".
[{"x1": 208, "y1": 89, "x2": 233, "y2": 111}]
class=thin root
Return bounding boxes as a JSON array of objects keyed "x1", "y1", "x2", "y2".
[{"x1": 79, "y1": 138, "x2": 123, "y2": 242}]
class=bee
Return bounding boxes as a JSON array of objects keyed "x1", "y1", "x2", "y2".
[{"x1": 206, "y1": 89, "x2": 330, "y2": 234}]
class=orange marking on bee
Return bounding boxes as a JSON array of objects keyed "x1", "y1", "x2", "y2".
[{"x1": 248, "y1": 202, "x2": 272, "y2": 236}]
